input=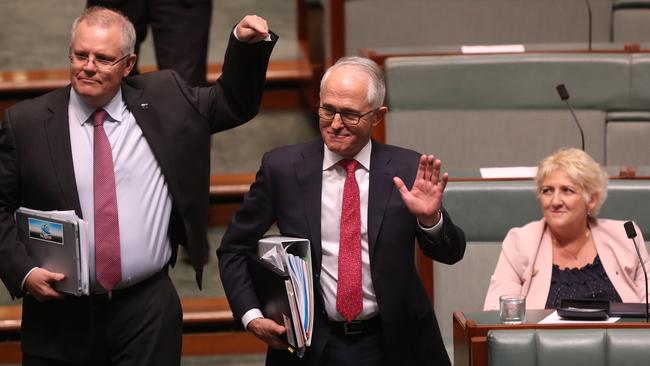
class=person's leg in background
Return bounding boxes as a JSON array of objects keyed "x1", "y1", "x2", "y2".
[{"x1": 149, "y1": 0, "x2": 212, "y2": 86}]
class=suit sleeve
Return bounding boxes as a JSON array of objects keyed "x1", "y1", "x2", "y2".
[
  {"x1": 416, "y1": 207, "x2": 466, "y2": 265},
  {"x1": 187, "y1": 31, "x2": 278, "y2": 134},
  {"x1": 0, "y1": 117, "x2": 35, "y2": 298},
  {"x1": 217, "y1": 152, "x2": 277, "y2": 323}
]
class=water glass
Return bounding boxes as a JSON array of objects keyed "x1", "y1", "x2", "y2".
[{"x1": 499, "y1": 294, "x2": 526, "y2": 324}]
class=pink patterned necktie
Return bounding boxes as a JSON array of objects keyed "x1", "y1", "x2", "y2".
[
  {"x1": 336, "y1": 159, "x2": 362, "y2": 322},
  {"x1": 92, "y1": 109, "x2": 122, "y2": 292}
]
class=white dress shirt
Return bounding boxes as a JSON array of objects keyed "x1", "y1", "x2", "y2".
[{"x1": 68, "y1": 88, "x2": 172, "y2": 291}]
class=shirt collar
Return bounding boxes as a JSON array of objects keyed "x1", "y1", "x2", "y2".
[
  {"x1": 69, "y1": 87, "x2": 125, "y2": 126},
  {"x1": 322, "y1": 139, "x2": 372, "y2": 171}
]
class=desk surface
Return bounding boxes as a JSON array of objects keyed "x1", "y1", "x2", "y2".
[
  {"x1": 464, "y1": 309, "x2": 648, "y2": 325},
  {"x1": 453, "y1": 310, "x2": 650, "y2": 366}
]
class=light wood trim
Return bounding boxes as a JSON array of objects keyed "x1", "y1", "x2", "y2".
[{"x1": 182, "y1": 332, "x2": 266, "y2": 356}]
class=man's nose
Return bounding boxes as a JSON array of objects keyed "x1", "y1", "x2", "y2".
[
  {"x1": 82, "y1": 58, "x2": 98, "y2": 72},
  {"x1": 330, "y1": 112, "x2": 345, "y2": 129}
]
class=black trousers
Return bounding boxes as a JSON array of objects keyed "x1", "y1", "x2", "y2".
[
  {"x1": 319, "y1": 327, "x2": 385, "y2": 366},
  {"x1": 86, "y1": 0, "x2": 212, "y2": 86},
  {"x1": 23, "y1": 271, "x2": 182, "y2": 366}
]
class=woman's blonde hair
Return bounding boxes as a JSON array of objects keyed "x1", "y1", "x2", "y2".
[{"x1": 535, "y1": 148, "x2": 608, "y2": 216}]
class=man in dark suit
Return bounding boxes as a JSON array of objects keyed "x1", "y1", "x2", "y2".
[
  {"x1": 218, "y1": 57, "x2": 466, "y2": 366},
  {"x1": 0, "y1": 7, "x2": 275, "y2": 366}
]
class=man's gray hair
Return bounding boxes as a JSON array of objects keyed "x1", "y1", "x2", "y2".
[
  {"x1": 70, "y1": 6, "x2": 136, "y2": 56},
  {"x1": 320, "y1": 57, "x2": 386, "y2": 109}
]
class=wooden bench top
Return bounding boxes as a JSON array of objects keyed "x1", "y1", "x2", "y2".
[
  {"x1": 0, "y1": 296, "x2": 237, "y2": 332},
  {"x1": 0, "y1": 53, "x2": 313, "y2": 94}
]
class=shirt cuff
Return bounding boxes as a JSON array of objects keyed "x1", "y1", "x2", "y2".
[
  {"x1": 242, "y1": 308, "x2": 264, "y2": 329},
  {"x1": 418, "y1": 211, "x2": 443, "y2": 237},
  {"x1": 21, "y1": 267, "x2": 38, "y2": 292}
]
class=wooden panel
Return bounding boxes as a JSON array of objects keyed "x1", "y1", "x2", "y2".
[
  {"x1": 209, "y1": 173, "x2": 255, "y2": 197},
  {"x1": 329, "y1": 0, "x2": 345, "y2": 65},
  {"x1": 470, "y1": 336, "x2": 488, "y2": 366},
  {"x1": 453, "y1": 312, "x2": 470, "y2": 366},
  {"x1": 181, "y1": 297, "x2": 235, "y2": 325},
  {"x1": 0, "y1": 342, "x2": 21, "y2": 364},
  {"x1": 0, "y1": 306, "x2": 21, "y2": 332},
  {"x1": 182, "y1": 332, "x2": 266, "y2": 356}
]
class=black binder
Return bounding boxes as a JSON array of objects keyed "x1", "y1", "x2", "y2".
[{"x1": 247, "y1": 251, "x2": 303, "y2": 351}]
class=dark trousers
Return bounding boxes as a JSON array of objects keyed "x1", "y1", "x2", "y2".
[
  {"x1": 86, "y1": 0, "x2": 212, "y2": 86},
  {"x1": 23, "y1": 271, "x2": 182, "y2": 366},
  {"x1": 319, "y1": 328, "x2": 385, "y2": 366}
]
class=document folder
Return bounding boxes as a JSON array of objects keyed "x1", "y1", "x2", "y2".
[
  {"x1": 15, "y1": 207, "x2": 89, "y2": 296},
  {"x1": 248, "y1": 236, "x2": 313, "y2": 357}
]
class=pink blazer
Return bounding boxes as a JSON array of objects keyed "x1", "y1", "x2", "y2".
[{"x1": 483, "y1": 218, "x2": 649, "y2": 310}]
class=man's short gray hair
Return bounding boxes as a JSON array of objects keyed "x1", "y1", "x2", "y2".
[
  {"x1": 70, "y1": 6, "x2": 136, "y2": 56},
  {"x1": 320, "y1": 57, "x2": 386, "y2": 109}
]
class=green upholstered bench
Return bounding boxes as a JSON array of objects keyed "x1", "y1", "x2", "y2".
[
  {"x1": 613, "y1": 0, "x2": 650, "y2": 43},
  {"x1": 488, "y1": 328, "x2": 650, "y2": 366},
  {"x1": 384, "y1": 52, "x2": 650, "y2": 169},
  {"x1": 334, "y1": 0, "x2": 613, "y2": 58}
]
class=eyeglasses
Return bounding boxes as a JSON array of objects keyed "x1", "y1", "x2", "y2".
[
  {"x1": 318, "y1": 106, "x2": 378, "y2": 126},
  {"x1": 69, "y1": 52, "x2": 130, "y2": 70}
]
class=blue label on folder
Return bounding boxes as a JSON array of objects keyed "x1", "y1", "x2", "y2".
[{"x1": 28, "y1": 217, "x2": 64, "y2": 245}]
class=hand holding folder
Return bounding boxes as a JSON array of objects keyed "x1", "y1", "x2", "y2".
[
  {"x1": 247, "y1": 236, "x2": 314, "y2": 357},
  {"x1": 16, "y1": 207, "x2": 90, "y2": 297},
  {"x1": 23, "y1": 267, "x2": 66, "y2": 301}
]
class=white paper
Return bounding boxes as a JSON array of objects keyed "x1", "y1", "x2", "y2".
[
  {"x1": 538, "y1": 310, "x2": 620, "y2": 324},
  {"x1": 461, "y1": 44, "x2": 526, "y2": 54},
  {"x1": 260, "y1": 246, "x2": 286, "y2": 271},
  {"x1": 480, "y1": 166, "x2": 538, "y2": 179},
  {"x1": 77, "y1": 219, "x2": 90, "y2": 294}
]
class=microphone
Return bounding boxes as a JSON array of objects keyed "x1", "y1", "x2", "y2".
[
  {"x1": 624, "y1": 221, "x2": 649, "y2": 322},
  {"x1": 556, "y1": 84, "x2": 585, "y2": 151},
  {"x1": 585, "y1": 0, "x2": 593, "y2": 51}
]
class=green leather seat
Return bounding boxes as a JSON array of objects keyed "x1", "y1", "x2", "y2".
[{"x1": 489, "y1": 329, "x2": 650, "y2": 366}]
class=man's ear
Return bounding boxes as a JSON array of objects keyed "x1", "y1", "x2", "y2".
[
  {"x1": 372, "y1": 106, "x2": 388, "y2": 127},
  {"x1": 123, "y1": 54, "x2": 137, "y2": 77}
]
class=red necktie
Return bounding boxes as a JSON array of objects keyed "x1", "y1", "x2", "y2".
[
  {"x1": 92, "y1": 109, "x2": 122, "y2": 292},
  {"x1": 336, "y1": 159, "x2": 362, "y2": 322}
]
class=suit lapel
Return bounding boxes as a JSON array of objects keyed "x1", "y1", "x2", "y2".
[
  {"x1": 295, "y1": 142, "x2": 324, "y2": 272},
  {"x1": 120, "y1": 83, "x2": 178, "y2": 193},
  {"x1": 44, "y1": 86, "x2": 83, "y2": 216},
  {"x1": 367, "y1": 141, "x2": 398, "y2": 258}
]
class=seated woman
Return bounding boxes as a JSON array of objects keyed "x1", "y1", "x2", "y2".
[{"x1": 484, "y1": 148, "x2": 649, "y2": 310}]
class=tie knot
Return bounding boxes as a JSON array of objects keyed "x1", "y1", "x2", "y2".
[
  {"x1": 92, "y1": 109, "x2": 108, "y2": 127},
  {"x1": 339, "y1": 159, "x2": 359, "y2": 174}
]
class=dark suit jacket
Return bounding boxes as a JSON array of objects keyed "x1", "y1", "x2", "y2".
[
  {"x1": 218, "y1": 139, "x2": 466, "y2": 366},
  {"x1": 0, "y1": 33, "x2": 275, "y2": 361}
]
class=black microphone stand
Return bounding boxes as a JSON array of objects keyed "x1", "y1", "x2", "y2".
[{"x1": 625, "y1": 221, "x2": 649, "y2": 322}]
